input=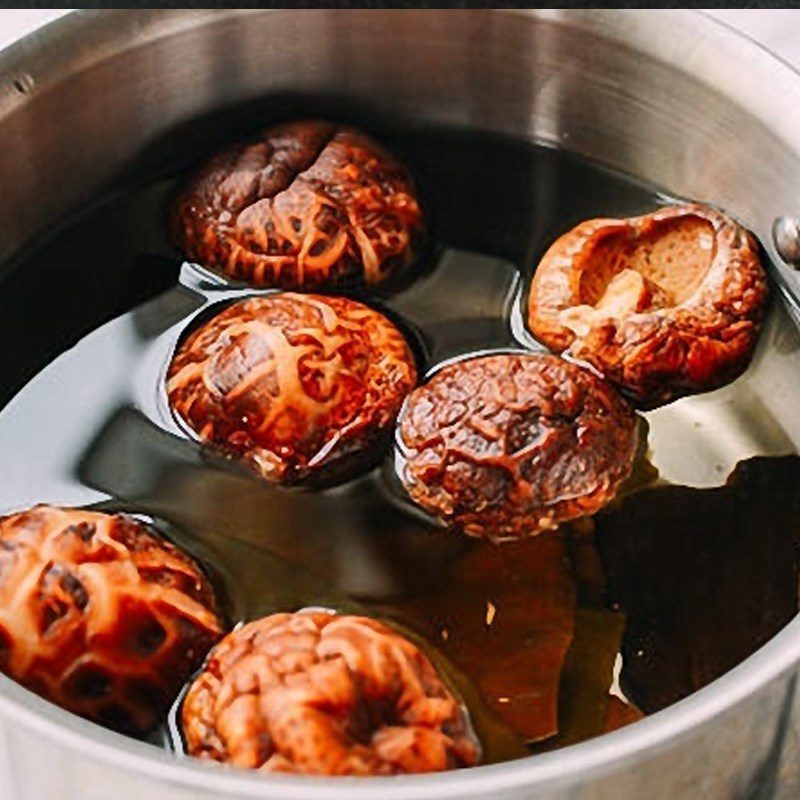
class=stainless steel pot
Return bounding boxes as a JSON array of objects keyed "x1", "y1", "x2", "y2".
[{"x1": 2, "y1": 9, "x2": 800, "y2": 799}]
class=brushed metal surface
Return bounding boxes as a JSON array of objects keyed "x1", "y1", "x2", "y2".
[{"x1": 1, "y1": 9, "x2": 800, "y2": 799}]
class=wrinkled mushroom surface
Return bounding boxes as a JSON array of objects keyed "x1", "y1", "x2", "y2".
[
  {"x1": 171, "y1": 120, "x2": 424, "y2": 290},
  {"x1": 181, "y1": 609, "x2": 479, "y2": 775},
  {"x1": 527, "y1": 204, "x2": 769, "y2": 407},
  {"x1": 397, "y1": 353, "x2": 637, "y2": 539},
  {"x1": 0, "y1": 505, "x2": 223, "y2": 734},
  {"x1": 167, "y1": 293, "x2": 417, "y2": 484}
]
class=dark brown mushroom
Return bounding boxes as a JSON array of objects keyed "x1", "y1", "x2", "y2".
[
  {"x1": 171, "y1": 120, "x2": 424, "y2": 290},
  {"x1": 397, "y1": 353, "x2": 637, "y2": 539}
]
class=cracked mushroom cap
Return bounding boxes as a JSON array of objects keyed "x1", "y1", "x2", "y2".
[
  {"x1": 167, "y1": 293, "x2": 417, "y2": 484},
  {"x1": 397, "y1": 353, "x2": 637, "y2": 539},
  {"x1": 171, "y1": 120, "x2": 424, "y2": 290},
  {"x1": 181, "y1": 610, "x2": 479, "y2": 775},
  {"x1": 0, "y1": 506, "x2": 223, "y2": 734},
  {"x1": 527, "y1": 204, "x2": 769, "y2": 408}
]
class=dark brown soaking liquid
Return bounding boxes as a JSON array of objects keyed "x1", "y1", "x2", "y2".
[{"x1": 0, "y1": 123, "x2": 798, "y2": 762}]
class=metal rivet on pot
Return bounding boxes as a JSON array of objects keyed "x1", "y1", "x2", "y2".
[
  {"x1": 9, "y1": 73, "x2": 34, "y2": 95},
  {"x1": 773, "y1": 216, "x2": 800, "y2": 266}
]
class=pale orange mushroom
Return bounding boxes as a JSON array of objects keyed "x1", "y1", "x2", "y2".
[
  {"x1": 0, "y1": 506, "x2": 222, "y2": 734},
  {"x1": 181, "y1": 610, "x2": 479, "y2": 775}
]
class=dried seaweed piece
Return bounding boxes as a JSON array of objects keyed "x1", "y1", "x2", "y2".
[
  {"x1": 596, "y1": 456, "x2": 800, "y2": 712},
  {"x1": 378, "y1": 532, "x2": 576, "y2": 743}
]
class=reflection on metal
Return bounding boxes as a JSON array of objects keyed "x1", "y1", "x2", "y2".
[{"x1": 773, "y1": 216, "x2": 800, "y2": 265}]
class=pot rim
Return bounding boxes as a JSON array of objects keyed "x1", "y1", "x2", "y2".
[{"x1": 0, "y1": 8, "x2": 798, "y2": 797}]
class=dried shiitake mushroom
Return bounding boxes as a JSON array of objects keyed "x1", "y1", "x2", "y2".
[
  {"x1": 527, "y1": 204, "x2": 769, "y2": 408},
  {"x1": 171, "y1": 120, "x2": 424, "y2": 290},
  {"x1": 0, "y1": 505, "x2": 223, "y2": 734},
  {"x1": 181, "y1": 609, "x2": 479, "y2": 775},
  {"x1": 167, "y1": 293, "x2": 417, "y2": 485},
  {"x1": 397, "y1": 353, "x2": 637, "y2": 539}
]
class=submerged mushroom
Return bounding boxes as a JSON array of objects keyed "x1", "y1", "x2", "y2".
[
  {"x1": 527, "y1": 204, "x2": 769, "y2": 408},
  {"x1": 181, "y1": 609, "x2": 479, "y2": 775},
  {"x1": 171, "y1": 120, "x2": 424, "y2": 290},
  {"x1": 167, "y1": 293, "x2": 417, "y2": 485},
  {"x1": 0, "y1": 505, "x2": 223, "y2": 734},
  {"x1": 397, "y1": 353, "x2": 637, "y2": 539}
]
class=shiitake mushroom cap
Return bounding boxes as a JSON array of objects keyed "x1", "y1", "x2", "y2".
[{"x1": 527, "y1": 204, "x2": 769, "y2": 408}]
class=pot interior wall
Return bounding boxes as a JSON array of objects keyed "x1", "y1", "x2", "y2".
[
  {"x1": 1, "y1": 9, "x2": 800, "y2": 266},
  {"x1": 2, "y1": 9, "x2": 800, "y2": 800}
]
